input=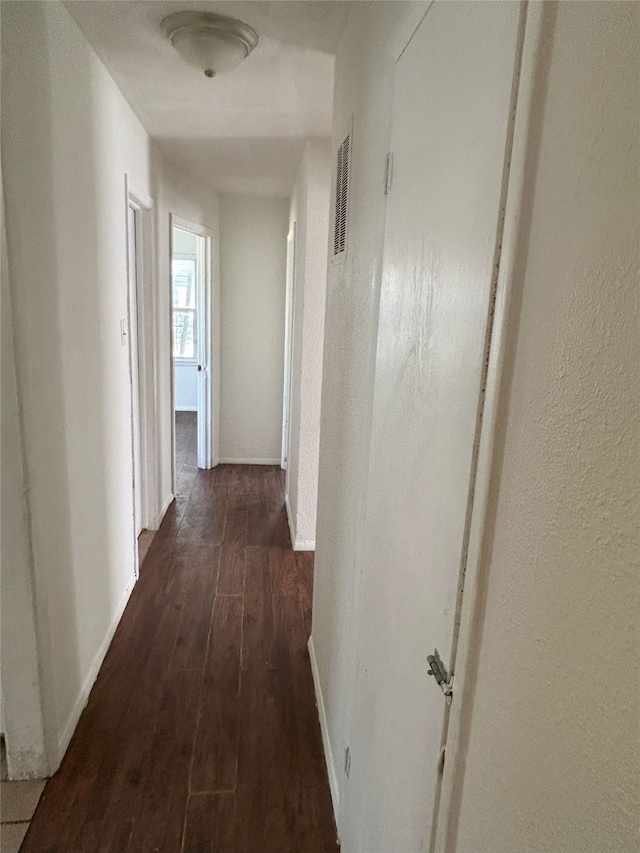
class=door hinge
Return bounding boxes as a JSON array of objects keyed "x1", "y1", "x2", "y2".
[
  {"x1": 344, "y1": 746, "x2": 351, "y2": 778},
  {"x1": 384, "y1": 153, "x2": 394, "y2": 194},
  {"x1": 427, "y1": 649, "x2": 453, "y2": 706}
]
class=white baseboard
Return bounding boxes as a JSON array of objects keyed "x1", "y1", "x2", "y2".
[
  {"x1": 56, "y1": 573, "x2": 136, "y2": 766},
  {"x1": 217, "y1": 457, "x2": 280, "y2": 465},
  {"x1": 308, "y1": 635, "x2": 340, "y2": 829},
  {"x1": 175, "y1": 406, "x2": 197, "y2": 412},
  {"x1": 285, "y1": 494, "x2": 315, "y2": 551}
]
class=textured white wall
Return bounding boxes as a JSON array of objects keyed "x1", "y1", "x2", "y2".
[
  {"x1": 219, "y1": 194, "x2": 289, "y2": 463},
  {"x1": 454, "y1": 4, "x2": 640, "y2": 851},
  {"x1": 286, "y1": 139, "x2": 331, "y2": 549}
]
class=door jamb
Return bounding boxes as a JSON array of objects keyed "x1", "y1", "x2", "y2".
[
  {"x1": 169, "y1": 214, "x2": 219, "y2": 479},
  {"x1": 125, "y1": 177, "x2": 158, "y2": 540},
  {"x1": 282, "y1": 222, "x2": 296, "y2": 471}
]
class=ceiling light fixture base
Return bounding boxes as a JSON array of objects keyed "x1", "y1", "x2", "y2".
[{"x1": 161, "y1": 11, "x2": 258, "y2": 78}]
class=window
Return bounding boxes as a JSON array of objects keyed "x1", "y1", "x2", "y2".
[{"x1": 172, "y1": 258, "x2": 197, "y2": 358}]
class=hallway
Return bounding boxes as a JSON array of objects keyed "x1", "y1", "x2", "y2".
[{"x1": 21, "y1": 418, "x2": 336, "y2": 852}]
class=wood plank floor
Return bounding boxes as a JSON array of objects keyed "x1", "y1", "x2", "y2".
[{"x1": 22, "y1": 413, "x2": 338, "y2": 852}]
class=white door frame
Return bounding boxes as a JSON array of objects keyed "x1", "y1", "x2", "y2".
[
  {"x1": 169, "y1": 214, "x2": 219, "y2": 481},
  {"x1": 125, "y1": 177, "x2": 158, "y2": 547},
  {"x1": 433, "y1": 3, "x2": 537, "y2": 850},
  {"x1": 281, "y1": 222, "x2": 296, "y2": 470}
]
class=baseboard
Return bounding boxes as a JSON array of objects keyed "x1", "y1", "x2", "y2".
[
  {"x1": 217, "y1": 457, "x2": 281, "y2": 465},
  {"x1": 56, "y1": 573, "x2": 136, "y2": 765},
  {"x1": 175, "y1": 406, "x2": 197, "y2": 412},
  {"x1": 285, "y1": 494, "x2": 315, "y2": 551},
  {"x1": 308, "y1": 635, "x2": 340, "y2": 829}
]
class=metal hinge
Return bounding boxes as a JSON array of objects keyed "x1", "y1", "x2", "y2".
[
  {"x1": 384, "y1": 153, "x2": 394, "y2": 194},
  {"x1": 427, "y1": 649, "x2": 453, "y2": 706}
]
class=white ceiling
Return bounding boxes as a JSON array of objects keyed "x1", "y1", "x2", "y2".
[{"x1": 64, "y1": 1, "x2": 353, "y2": 195}]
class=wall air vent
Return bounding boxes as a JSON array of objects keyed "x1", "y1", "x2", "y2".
[{"x1": 333, "y1": 133, "x2": 351, "y2": 262}]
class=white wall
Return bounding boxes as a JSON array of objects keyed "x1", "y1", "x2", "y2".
[
  {"x1": 453, "y1": 4, "x2": 639, "y2": 851},
  {"x1": 0, "y1": 177, "x2": 49, "y2": 779},
  {"x1": 219, "y1": 194, "x2": 289, "y2": 464},
  {"x1": 286, "y1": 139, "x2": 331, "y2": 549},
  {"x1": 311, "y1": 0, "x2": 428, "y2": 823},
  {"x1": 174, "y1": 363, "x2": 197, "y2": 411},
  {"x1": 173, "y1": 227, "x2": 199, "y2": 412},
  {"x1": 0, "y1": 1, "x2": 218, "y2": 769},
  {"x1": 1, "y1": 0, "x2": 154, "y2": 766},
  {"x1": 173, "y1": 228, "x2": 198, "y2": 256}
]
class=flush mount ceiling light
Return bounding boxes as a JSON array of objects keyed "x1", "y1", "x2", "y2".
[{"x1": 162, "y1": 11, "x2": 258, "y2": 78}]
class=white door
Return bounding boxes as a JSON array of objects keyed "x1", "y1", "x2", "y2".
[
  {"x1": 342, "y1": 4, "x2": 523, "y2": 851},
  {"x1": 195, "y1": 232, "x2": 211, "y2": 469},
  {"x1": 172, "y1": 221, "x2": 214, "y2": 471},
  {"x1": 127, "y1": 204, "x2": 143, "y2": 538}
]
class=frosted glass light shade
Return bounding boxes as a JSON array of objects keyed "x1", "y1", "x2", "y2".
[{"x1": 162, "y1": 12, "x2": 258, "y2": 78}]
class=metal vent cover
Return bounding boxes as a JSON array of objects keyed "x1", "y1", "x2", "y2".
[{"x1": 333, "y1": 133, "x2": 350, "y2": 258}]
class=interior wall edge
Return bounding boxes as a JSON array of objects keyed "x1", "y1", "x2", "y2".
[{"x1": 56, "y1": 573, "x2": 136, "y2": 764}]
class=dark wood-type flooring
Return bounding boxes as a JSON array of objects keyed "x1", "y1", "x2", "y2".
[{"x1": 22, "y1": 413, "x2": 338, "y2": 852}]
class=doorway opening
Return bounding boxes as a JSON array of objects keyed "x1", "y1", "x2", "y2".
[
  {"x1": 126, "y1": 178, "x2": 158, "y2": 575},
  {"x1": 170, "y1": 216, "x2": 218, "y2": 494}
]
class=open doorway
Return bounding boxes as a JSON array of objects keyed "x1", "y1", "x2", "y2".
[
  {"x1": 170, "y1": 216, "x2": 218, "y2": 493},
  {"x1": 126, "y1": 178, "x2": 158, "y2": 574}
]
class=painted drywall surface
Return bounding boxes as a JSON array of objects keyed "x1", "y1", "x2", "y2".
[
  {"x1": 0, "y1": 1, "x2": 218, "y2": 765},
  {"x1": 174, "y1": 362, "x2": 197, "y2": 411},
  {"x1": 311, "y1": 0, "x2": 429, "y2": 825},
  {"x1": 172, "y1": 228, "x2": 199, "y2": 411},
  {"x1": 172, "y1": 228, "x2": 197, "y2": 256},
  {"x1": 1, "y1": 0, "x2": 154, "y2": 759},
  {"x1": 0, "y1": 179, "x2": 49, "y2": 779},
  {"x1": 455, "y1": 4, "x2": 640, "y2": 851},
  {"x1": 286, "y1": 139, "x2": 331, "y2": 548},
  {"x1": 218, "y1": 194, "x2": 288, "y2": 463},
  {"x1": 153, "y1": 156, "x2": 220, "y2": 489}
]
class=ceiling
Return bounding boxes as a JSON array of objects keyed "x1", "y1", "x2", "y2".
[{"x1": 64, "y1": 1, "x2": 353, "y2": 195}]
